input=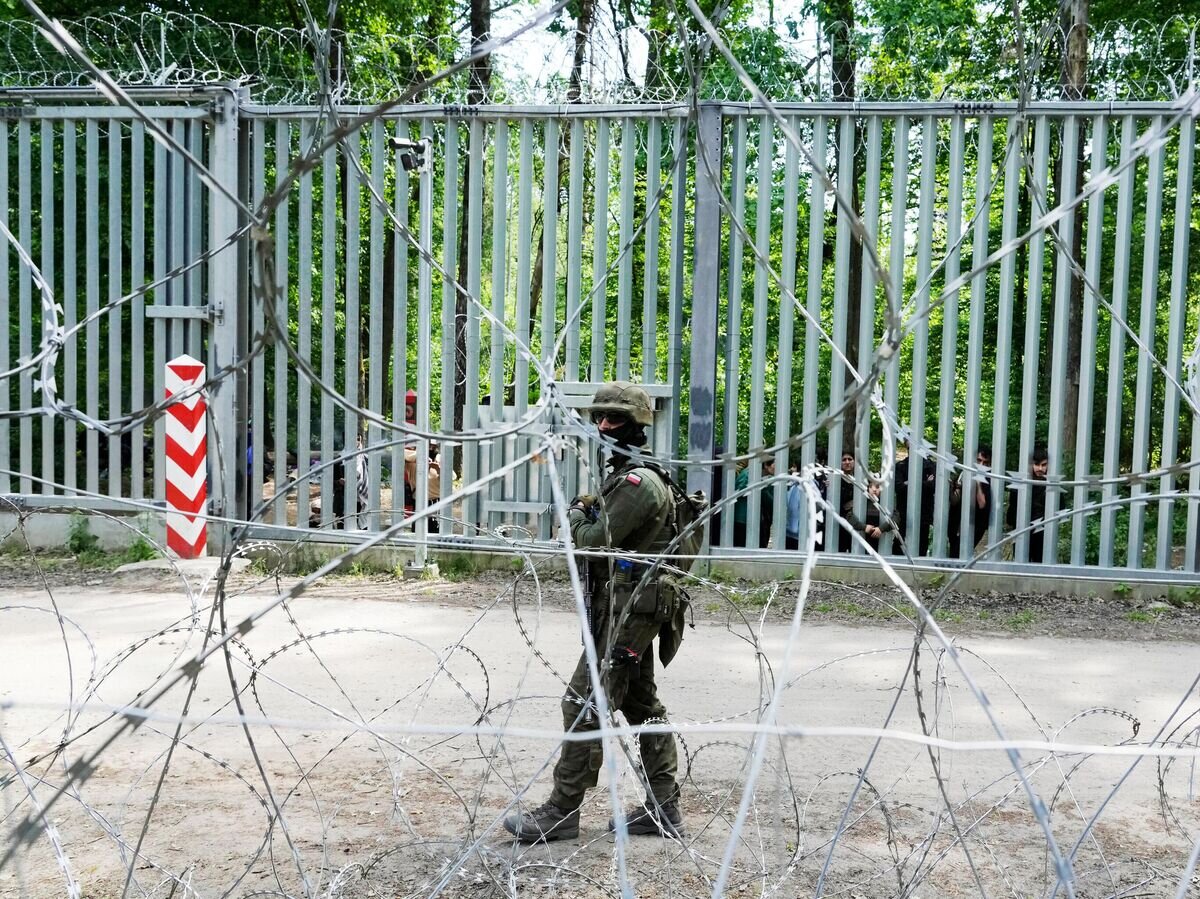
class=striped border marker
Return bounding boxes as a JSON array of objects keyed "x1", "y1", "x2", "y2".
[{"x1": 164, "y1": 354, "x2": 208, "y2": 559}]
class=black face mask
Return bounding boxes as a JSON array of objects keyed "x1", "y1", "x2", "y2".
[{"x1": 602, "y1": 419, "x2": 646, "y2": 449}]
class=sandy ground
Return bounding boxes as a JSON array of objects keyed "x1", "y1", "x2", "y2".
[{"x1": 2, "y1": 568, "x2": 1200, "y2": 897}]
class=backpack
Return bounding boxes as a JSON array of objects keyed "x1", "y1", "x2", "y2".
[{"x1": 642, "y1": 461, "x2": 709, "y2": 574}]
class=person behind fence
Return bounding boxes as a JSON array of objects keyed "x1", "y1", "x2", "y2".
[
  {"x1": 785, "y1": 458, "x2": 802, "y2": 551},
  {"x1": 949, "y1": 444, "x2": 993, "y2": 556},
  {"x1": 733, "y1": 457, "x2": 775, "y2": 548},
  {"x1": 1007, "y1": 444, "x2": 1049, "y2": 563},
  {"x1": 308, "y1": 437, "x2": 368, "y2": 529},
  {"x1": 504, "y1": 381, "x2": 687, "y2": 843},
  {"x1": 835, "y1": 451, "x2": 857, "y2": 553},
  {"x1": 895, "y1": 441, "x2": 937, "y2": 556},
  {"x1": 844, "y1": 478, "x2": 895, "y2": 552}
]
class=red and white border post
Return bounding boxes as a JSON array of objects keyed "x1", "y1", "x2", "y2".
[{"x1": 164, "y1": 354, "x2": 208, "y2": 559}]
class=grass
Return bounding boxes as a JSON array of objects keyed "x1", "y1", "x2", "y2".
[
  {"x1": 1004, "y1": 609, "x2": 1037, "y2": 631},
  {"x1": 1166, "y1": 586, "x2": 1200, "y2": 608},
  {"x1": 806, "y1": 598, "x2": 906, "y2": 621},
  {"x1": 1125, "y1": 610, "x2": 1157, "y2": 623},
  {"x1": 67, "y1": 515, "x2": 160, "y2": 570},
  {"x1": 438, "y1": 554, "x2": 477, "y2": 581}
]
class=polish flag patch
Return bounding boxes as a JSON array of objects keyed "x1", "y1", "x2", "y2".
[{"x1": 626, "y1": 473, "x2": 642, "y2": 485}]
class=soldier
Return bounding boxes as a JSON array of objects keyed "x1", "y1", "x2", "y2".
[{"x1": 504, "y1": 381, "x2": 686, "y2": 843}]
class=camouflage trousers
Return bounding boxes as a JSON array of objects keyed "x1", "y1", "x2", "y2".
[{"x1": 548, "y1": 600, "x2": 679, "y2": 811}]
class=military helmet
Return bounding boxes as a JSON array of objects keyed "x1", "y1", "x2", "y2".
[{"x1": 586, "y1": 381, "x2": 653, "y2": 427}]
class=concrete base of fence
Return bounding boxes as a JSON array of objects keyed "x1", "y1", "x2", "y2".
[
  {"x1": 0, "y1": 507, "x2": 165, "y2": 552},
  {"x1": 702, "y1": 556, "x2": 1199, "y2": 602}
]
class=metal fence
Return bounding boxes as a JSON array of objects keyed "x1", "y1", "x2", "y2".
[{"x1": 2, "y1": 88, "x2": 1199, "y2": 578}]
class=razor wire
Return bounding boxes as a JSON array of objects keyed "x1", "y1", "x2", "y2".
[
  {"x1": 2, "y1": 0, "x2": 1200, "y2": 895},
  {"x1": 0, "y1": 11, "x2": 1196, "y2": 104}
]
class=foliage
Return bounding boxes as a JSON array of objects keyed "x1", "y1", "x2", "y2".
[{"x1": 66, "y1": 514, "x2": 100, "y2": 556}]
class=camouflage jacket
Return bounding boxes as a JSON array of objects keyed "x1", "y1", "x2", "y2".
[{"x1": 569, "y1": 450, "x2": 673, "y2": 571}]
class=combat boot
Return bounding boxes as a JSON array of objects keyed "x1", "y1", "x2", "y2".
[
  {"x1": 608, "y1": 798, "x2": 685, "y2": 838},
  {"x1": 503, "y1": 801, "x2": 580, "y2": 842}
]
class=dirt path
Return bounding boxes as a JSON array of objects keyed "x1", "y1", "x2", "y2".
[{"x1": 3, "y1": 559, "x2": 1200, "y2": 897}]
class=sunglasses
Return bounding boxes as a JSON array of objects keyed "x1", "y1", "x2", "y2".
[{"x1": 591, "y1": 411, "x2": 630, "y2": 426}]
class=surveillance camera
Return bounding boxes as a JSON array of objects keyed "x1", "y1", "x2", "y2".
[{"x1": 389, "y1": 136, "x2": 432, "y2": 173}]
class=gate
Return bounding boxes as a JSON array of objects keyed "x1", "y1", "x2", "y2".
[{"x1": 0, "y1": 87, "x2": 241, "y2": 529}]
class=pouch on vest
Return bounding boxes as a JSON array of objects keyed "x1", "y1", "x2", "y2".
[
  {"x1": 611, "y1": 558, "x2": 659, "y2": 616},
  {"x1": 658, "y1": 576, "x2": 690, "y2": 667}
]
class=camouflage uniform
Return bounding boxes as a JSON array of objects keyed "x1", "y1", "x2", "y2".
[
  {"x1": 549, "y1": 450, "x2": 680, "y2": 810},
  {"x1": 504, "y1": 381, "x2": 688, "y2": 842}
]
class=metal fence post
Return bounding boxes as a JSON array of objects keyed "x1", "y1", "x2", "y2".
[
  {"x1": 207, "y1": 86, "x2": 246, "y2": 541},
  {"x1": 687, "y1": 102, "x2": 722, "y2": 498}
]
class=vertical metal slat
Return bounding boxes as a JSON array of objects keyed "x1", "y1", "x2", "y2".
[
  {"x1": 414, "y1": 119, "x2": 436, "y2": 556},
  {"x1": 589, "y1": 118, "x2": 610, "y2": 383},
  {"x1": 487, "y1": 121, "x2": 509, "y2": 532},
  {"x1": 130, "y1": 121, "x2": 145, "y2": 500},
  {"x1": 392, "y1": 119, "x2": 411, "y2": 527},
  {"x1": 439, "y1": 120, "x2": 459, "y2": 532},
  {"x1": 40, "y1": 119, "x2": 55, "y2": 495},
  {"x1": 666, "y1": 120, "x2": 687, "y2": 460},
  {"x1": 642, "y1": 120, "x2": 661, "y2": 382},
  {"x1": 826, "y1": 115, "x2": 855, "y2": 553},
  {"x1": 152, "y1": 131, "x2": 167, "y2": 506},
  {"x1": 343, "y1": 136, "x2": 361, "y2": 528},
  {"x1": 1126, "y1": 115, "x2": 1165, "y2": 568},
  {"x1": 17, "y1": 120, "x2": 31, "y2": 494},
  {"x1": 513, "y1": 119, "x2": 534, "y2": 511},
  {"x1": 366, "y1": 119, "x2": 385, "y2": 531},
  {"x1": 85, "y1": 120, "x2": 100, "y2": 496},
  {"x1": 746, "y1": 115, "x2": 774, "y2": 548},
  {"x1": 295, "y1": 119, "x2": 314, "y2": 526},
  {"x1": 881, "y1": 116, "x2": 907, "y2": 555},
  {"x1": 774, "y1": 115, "x2": 802, "y2": 545},
  {"x1": 615, "y1": 117, "x2": 635, "y2": 382},
  {"x1": 565, "y1": 119, "x2": 584, "y2": 380},
  {"x1": 272, "y1": 119, "x2": 290, "y2": 526},
  {"x1": 463, "y1": 119, "x2": 484, "y2": 528},
  {"x1": 250, "y1": 118, "x2": 266, "y2": 516},
  {"x1": 931, "y1": 117, "x2": 965, "y2": 557},
  {"x1": 1071, "y1": 115, "x2": 1109, "y2": 566},
  {"x1": 854, "y1": 116, "x2": 884, "y2": 548},
  {"x1": 960, "y1": 116, "x2": 994, "y2": 559},
  {"x1": 802, "y1": 116, "x2": 828, "y2": 481},
  {"x1": 1011, "y1": 118, "x2": 1049, "y2": 562},
  {"x1": 721, "y1": 116, "x2": 747, "y2": 548},
  {"x1": 538, "y1": 118, "x2": 559, "y2": 539},
  {"x1": 1099, "y1": 116, "x2": 1137, "y2": 567},
  {"x1": 0, "y1": 124, "x2": 8, "y2": 495},
  {"x1": 1163, "y1": 119, "x2": 1194, "y2": 569},
  {"x1": 107, "y1": 120, "x2": 123, "y2": 499},
  {"x1": 903, "y1": 115, "x2": 937, "y2": 558},
  {"x1": 1043, "y1": 117, "x2": 1080, "y2": 562},
  {"x1": 319, "y1": 137, "x2": 336, "y2": 526},
  {"x1": 987, "y1": 118, "x2": 1023, "y2": 553},
  {"x1": 63, "y1": 121, "x2": 77, "y2": 494}
]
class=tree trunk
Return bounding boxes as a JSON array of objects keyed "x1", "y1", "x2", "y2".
[
  {"x1": 1059, "y1": 0, "x2": 1088, "y2": 458},
  {"x1": 452, "y1": 0, "x2": 493, "y2": 475},
  {"x1": 383, "y1": 7, "x2": 448, "y2": 417},
  {"x1": 824, "y1": 0, "x2": 864, "y2": 450}
]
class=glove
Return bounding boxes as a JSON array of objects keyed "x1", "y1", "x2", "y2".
[{"x1": 569, "y1": 494, "x2": 598, "y2": 520}]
